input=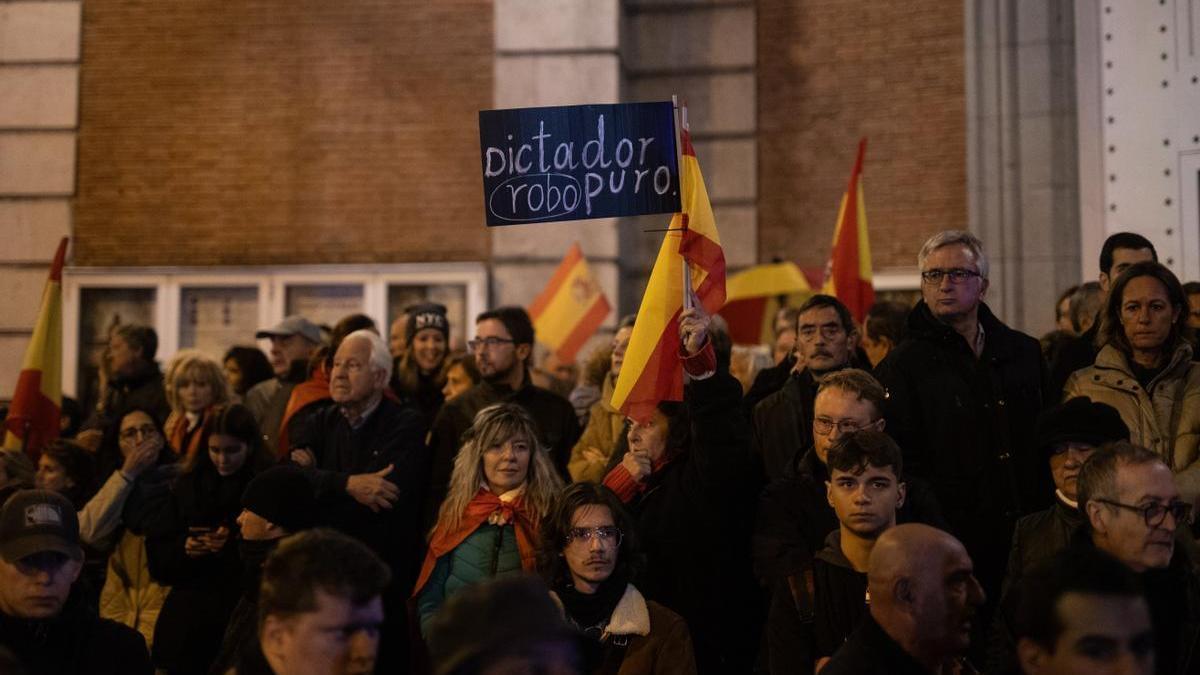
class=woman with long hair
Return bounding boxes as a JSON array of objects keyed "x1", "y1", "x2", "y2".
[
  {"x1": 392, "y1": 303, "x2": 451, "y2": 422},
  {"x1": 146, "y1": 404, "x2": 274, "y2": 675},
  {"x1": 1065, "y1": 260, "x2": 1200, "y2": 500},
  {"x1": 163, "y1": 350, "x2": 230, "y2": 461},
  {"x1": 440, "y1": 350, "x2": 480, "y2": 403},
  {"x1": 413, "y1": 402, "x2": 564, "y2": 636}
]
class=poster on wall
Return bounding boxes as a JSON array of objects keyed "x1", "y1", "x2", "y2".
[
  {"x1": 179, "y1": 287, "x2": 260, "y2": 363},
  {"x1": 478, "y1": 101, "x2": 680, "y2": 226}
]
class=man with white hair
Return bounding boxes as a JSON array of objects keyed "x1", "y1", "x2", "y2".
[
  {"x1": 290, "y1": 328, "x2": 429, "y2": 673},
  {"x1": 873, "y1": 230, "x2": 1047, "y2": 654}
]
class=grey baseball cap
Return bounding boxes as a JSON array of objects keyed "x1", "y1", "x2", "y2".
[
  {"x1": 0, "y1": 489, "x2": 82, "y2": 562},
  {"x1": 255, "y1": 315, "x2": 322, "y2": 344}
]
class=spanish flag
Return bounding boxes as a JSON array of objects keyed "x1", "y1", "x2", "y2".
[
  {"x1": 4, "y1": 237, "x2": 68, "y2": 458},
  {"x1": 823, "y1": 138, "x2": 874, "y2": 322},
  {"x1": 719, "y1": 262, "x2": 812, "y2": 345},
  {"x1": 612, "y1": 116, "x2": 725, "y2": 423},
  {"x1": 528, "y1": 242, "x2": 612, "y2": 364}
]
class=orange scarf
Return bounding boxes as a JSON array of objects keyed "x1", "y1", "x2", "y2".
[
  {"x1": 412, "y1": 487, "x2": 539, "y2": 597},
  {"x1": 168, "y1": 407, "x2": 215, "y2": 462},
  {"x1": 276, "y1": 365, "x2": 331, "y2": 457}
]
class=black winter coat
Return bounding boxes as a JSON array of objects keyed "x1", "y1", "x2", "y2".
[
  {"x1": 145, "y1": 460, "x2": 260, "y2": 675},
  {"x1": 752, "y1": 370, "x2": 822, "y2": 483},
  {"x1": 299, "y1": 396, "x2": 429, "y2": 585},
  {"x1": 622, "y1": 369, "x2": 760, "y2": 675},
  {"x1": 874, "y1": 301, "x2": 1049, "y2": 601},
  {"x1": 821, "y1": 613, "x2": 939, "y2": 675},
  {"x1": 426, "y1": 376, "x2": 580, "y2": 522},
  {"x1": 83, "y1": 363, "x2": 170, "y2": 431},
  {"x1": 0, "y1": 592, "x2": 152, "y2": 675}
]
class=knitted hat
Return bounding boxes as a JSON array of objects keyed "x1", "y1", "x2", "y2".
[
  {"x1": 1036, "y1": 397, "x2": 1129, "y2": 456},
  {"x1": 406, "y1": 303, "x2": 450, "y2": 345},
  {"x1": 241, "y1": 466, "x2": 318, "y2": 533}
]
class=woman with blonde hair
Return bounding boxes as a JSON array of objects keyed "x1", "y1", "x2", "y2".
[
  {"x1": 163, "y1": 350, "x2": 230, "y2": 461},
  {"x1": 413, "y1": 402, "x2": 564, "y2": 636}
]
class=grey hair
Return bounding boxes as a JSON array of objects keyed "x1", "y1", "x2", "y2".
[
  {"x1": 917, "y1": 230, "x2": 989, "y2": 280},
  {"x1": 342, "y1": 329, "x2": 393, "y2": 380}
]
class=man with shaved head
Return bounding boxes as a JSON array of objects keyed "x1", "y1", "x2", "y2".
[{"x1": 821, "y1": 524, "x2": 985, "y2": 674}]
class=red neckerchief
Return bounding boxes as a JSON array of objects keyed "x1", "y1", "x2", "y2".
[{"x1": 412, "y1": 487, "x2": 539, "y2": 597}]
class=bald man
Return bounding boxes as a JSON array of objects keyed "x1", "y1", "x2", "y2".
[{"x1": 821, "y1": 524, "x2": 985, "y2": 674}]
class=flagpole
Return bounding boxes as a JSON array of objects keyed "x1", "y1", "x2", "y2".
[{"x1": 671, "y1": 95, "x2": 694, "y2": 311}]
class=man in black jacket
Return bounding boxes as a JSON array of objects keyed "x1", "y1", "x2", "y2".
[
  {"x1": 426, "y1": 306, "x2": 580, "y2": 522},
  {"x1": 812, "y1": 430, "x2": 909, "y2": 670},
  {"x1": 78, "y1": 323, "x2": 170, "y2": 449},
  {"x1": 0, "y1": 489, "x2": 152, "y2": 674},
  {"x1": 1048, "y1": 233, "x2": 1157, "y2": 398},
  {"x1": 290, "y1": 329, "x2": 429, "y2": 674},
  {"x1": 753, "y1": 294, "x2": 859, "y2": 482},
  {"x1": 754, "y1": 369, "x2": 944, "y2": 674},
  {"x1": 822, "y1": 523, "x2": 986, "y2": 674},
  {"x1": 874, "y1": 229, "x2": 1048, "y2": 629}
]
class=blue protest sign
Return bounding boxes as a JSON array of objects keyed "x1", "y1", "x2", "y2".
[{"x1": 478, "y1": 101, "x2": 680, "y2": 226}]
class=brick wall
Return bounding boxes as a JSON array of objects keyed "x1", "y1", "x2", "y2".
[
  {"x1": 75, "y1": 1, "x2": 492, "y2": 267},
  {"x1": 757, "y1": 0, "x2": 967, "y2": 271}
]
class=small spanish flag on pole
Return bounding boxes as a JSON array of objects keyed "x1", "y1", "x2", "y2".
[
  {"x1": 4, "y1": 237, "x2": 68, "y2": 459},
  {"x1": 528, "y1": 243, "x2": 612, "y2": 364},
  {"x1": 822, "y1": 138, "x2": 874, "y2": 323},
  {"x1": 612, "y1": 103, "x2": 725, "y2": 423}
]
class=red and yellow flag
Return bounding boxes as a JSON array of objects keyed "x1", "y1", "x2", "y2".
[
  {"x1": 528, "y1": 242, "x2": 612, "y2": 364},
  {"x1": 719, "y1": 262, "x2": 812, "y2": 345},
  {"x1": 822, "y1": 138, "x2": 874, "y2": 322},
  {"x1": 4, "y1": 237, "x2": 68, "y2": 458},
  {"x1": 612, "y1": 120, "x2": 725, "y2": 423}
]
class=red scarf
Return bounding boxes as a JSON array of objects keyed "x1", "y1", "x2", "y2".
[{"x1": 412, "y1": 487, "x2": 539, "y2": 597}]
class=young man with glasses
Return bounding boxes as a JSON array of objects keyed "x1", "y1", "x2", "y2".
[
  {"x1": 753, "y1": 294, "x2": 859, "y2": 483},
  {"x1": 874, "y1": 230, "x2": 1047, "y2": 655},
  {"x1": 1075, "y1": 441, "x2": 1200, "y2": 673},
  {"x1": 755, "y1": 369, "x2": 943, "y2": 674},
  {"x1": 537, "y1": 482, "x2": 697, "y2": 673},
  {"x1": 428, "y1": 306, "x2": 581, "y2": 524}
]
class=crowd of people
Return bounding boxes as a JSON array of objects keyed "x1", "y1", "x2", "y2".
[{"x1": 2, "y1": 228, "x2": 1200, "y2": 675}]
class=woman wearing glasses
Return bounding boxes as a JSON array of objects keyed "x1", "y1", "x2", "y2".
[
  {"x1": 96, "y1": 408, "x2": 180, "y2": 648},
  {"x1": 1064, "y1": 261, "x2": 1200, "y2": 502},
  {"x1": 413, "y1": 402, "x2": 565, "y2": 637},
  {"x1": 538, "y1": 482, "x2": 697, "y2": 674}
]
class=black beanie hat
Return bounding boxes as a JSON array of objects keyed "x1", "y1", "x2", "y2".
[
  {"x1": 241, "y1": 466, "x2": 318, "y2": 533},
  {"x1": 1036, "y1": 397, "x2": 1129, "y2": 456},
  {"x1": 406, "y1": 303, "x2": 450, "y2": 346}
]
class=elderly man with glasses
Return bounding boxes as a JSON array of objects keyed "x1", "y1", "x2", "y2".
[
  {"x1": 874, "y1": 230, "x2": 1049, "y2": 659},
  {"x1": 1049, "y1": 441, "x2": 1200, "y2": 674}
]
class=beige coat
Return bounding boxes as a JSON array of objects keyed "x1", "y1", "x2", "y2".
[
  {"x1": 1064, "y1": 342, "x2": 1200, "y2": 501},
  {"x1": 99, "y1": 530, "x2": 171, "y2": 649},
  {"x1": 568, "y1": 375, "x2": 626, "y2": 483}
]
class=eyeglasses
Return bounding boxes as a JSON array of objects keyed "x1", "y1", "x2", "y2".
[
  {"x1": 920, "y1": 268, "x2": 982, "y2": 284},
  {"x1": 1094, "y1": 498, "x2": 1193, "y2": 527},
  {"x1": 565, "y1": 526, "x2": 623, "y2": 546},
  {"x1": 468, "y1": 337, "x2": 516, "y2": 351},
  {"x1": 119, "y1": 425, "x2": 159, "y2": 441},
  {"x1": 813, "y1": 417, "x2": 874, "y2": 436}
]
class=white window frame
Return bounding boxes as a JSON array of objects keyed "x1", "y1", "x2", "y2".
[{"x1": 61, "y1": 262, "x2": 489, "y2": 398}]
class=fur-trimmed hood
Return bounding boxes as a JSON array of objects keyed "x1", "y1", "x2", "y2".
[{"x1": 550, "y1": 583, "x2": 651, "y2": 639}]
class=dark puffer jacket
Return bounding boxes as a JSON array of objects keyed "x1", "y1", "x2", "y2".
[{"x1": 0, "y1": 592, "x2": 152, "y2": 675}]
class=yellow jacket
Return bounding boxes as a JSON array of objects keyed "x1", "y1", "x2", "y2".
[
  {"x1": 99, "y1": 530, "x2": 171, "y2": 649},
  {"x1": 568, "y1": 375, "x2": 626, "y2": 483},
  {"x1": 1065, "y1": 342, "x2": 1200, "y2": 502}
]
